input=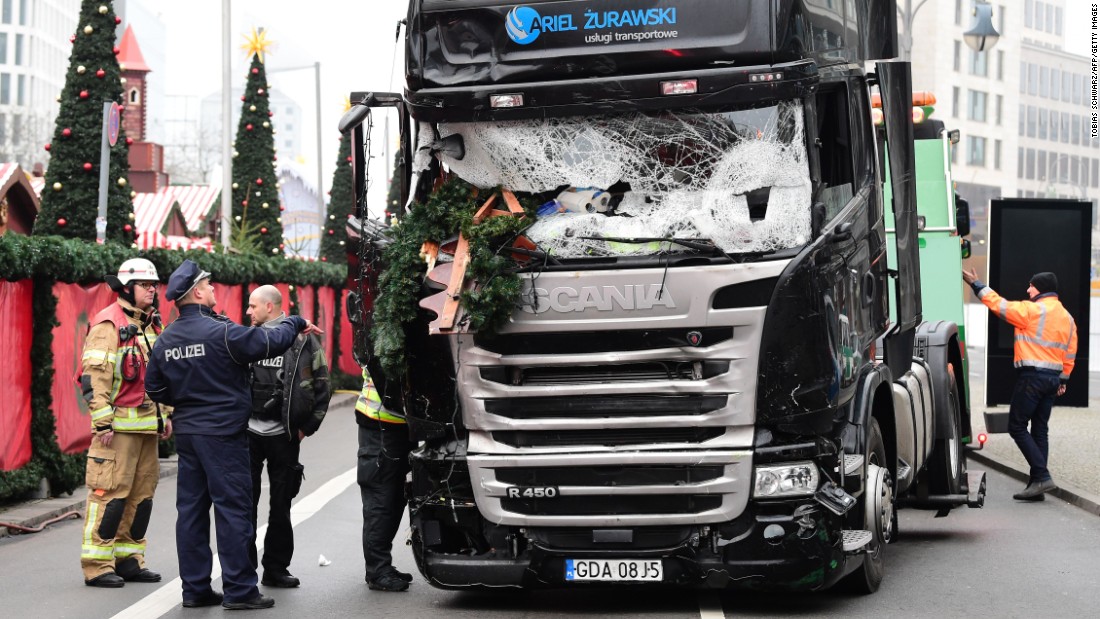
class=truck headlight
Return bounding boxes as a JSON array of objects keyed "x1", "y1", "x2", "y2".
[{"x1": 753, "y1": 462, "x2": 820, "y2": 498}]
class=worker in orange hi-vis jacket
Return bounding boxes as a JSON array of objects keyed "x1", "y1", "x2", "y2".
[{"x1": 963, "y1": 268, "x2": 1077, "y2": 502}]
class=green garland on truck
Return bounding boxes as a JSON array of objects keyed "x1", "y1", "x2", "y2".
[{"x1": 371, "y1": 178, "x2": 536, "y2": 379}]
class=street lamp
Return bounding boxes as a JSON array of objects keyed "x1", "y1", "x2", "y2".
[
  {"x1": 1044, "y1": 153, "x2": 1088, "y2": 199},
  {"x1": 963, "y1": 1, "x2": 1000, "y2": 52},
  {"x1": 897, "y1": 0, "x2": 932, "y2": 61}
]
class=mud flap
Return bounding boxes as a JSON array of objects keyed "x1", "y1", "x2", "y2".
[
  {"x1": 131, "y1": 498, "x2": 153, "y2": 540},
  {"x1": 98, "y1": 498, "x2": 126, "y2": 540}
]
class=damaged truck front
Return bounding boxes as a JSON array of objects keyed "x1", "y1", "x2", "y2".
[{"x1": 342, "y1": 0, "x2": 986, "y2": 593}]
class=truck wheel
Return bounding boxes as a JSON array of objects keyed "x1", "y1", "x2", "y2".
[
  {"x1": 841, "y1": 418, "x2": 894, "y2": 594},
  {"x1": 929, "y1": 370, "x2": 964, "y2": 495}
]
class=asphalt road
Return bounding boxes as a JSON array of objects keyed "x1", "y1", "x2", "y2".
[{"x1": 1, "y1": 401, "x2": 1098, "y2": 619}]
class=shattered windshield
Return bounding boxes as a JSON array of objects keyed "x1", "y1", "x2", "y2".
[{"x1": 427, "y1": 100, "x2": 810, "y2": 257}]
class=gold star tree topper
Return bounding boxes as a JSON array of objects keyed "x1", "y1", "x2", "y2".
[{"x1": 241, "y1": 27, "x2": 274, "y2": 63}]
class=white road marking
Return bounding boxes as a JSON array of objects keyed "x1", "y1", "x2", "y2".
[
  {"x1": 109, "y1": 467, "x2": 357, "y2": 619},
  {"x1": 698, "y1": 592, "x2": 726, "y2": 619}
]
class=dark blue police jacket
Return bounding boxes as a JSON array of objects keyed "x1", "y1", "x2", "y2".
[{"x1": 146, "y1": 304, "x2": 306, "y2": 436}]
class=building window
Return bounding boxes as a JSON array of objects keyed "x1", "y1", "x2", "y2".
[
  {"x1": 952, "y1": 86, "x2": 960, "y2": 118},
  {"x1": 968, "y1": 90, "x2": 988, "y2": 122},
  {"x1": 1040, "y1": 66, "x2": 1049, "y2": 97},
  {"x1": 1028, "y1": 64, "x2": 1038, "y2": 96},
  {"x1": 1, "y1": 0, "x2": 10, "y2": 24},
  {"x1": 1018, "y1": 147, "x2": 1025, "y2": 177},
  {"x1": 956, "y1": 0, "x2": 963, "y2": 25},
  {"x1": 1038, "y1": 150, "x2": 1047, "y2": 179},
  {"x1": 1092, "y1": 159, "x2": 1099, "y2": 188},
  {"x1": 1046, "y1": 4, "x2": 1054, "y2": 32},
  {"x1": 0, "y1": 33, "x2": 6, "y2": 64},
  {"x1": 1062, "y1": 114, "x2": 1070, "y2": 142},
  {"x1": 995, "y1": 94, "x2": 1003, "y2": 125},
  {"x1": 1071, "y1": 156, "x2": 1080, "y2": 183},
  {"x1": 1035, "y1": 1, "x2": 1044, "y2": 31},
  {"x1": 0, "y1": 73, "x2": 9, "y2": 105},
  {"x1": 967, "y1": 136, "x2": 987, "y2": 166},
  {"x1": 1072, "y1": 114, "x2": 1081, "y2": 145},
  {"x1": 1027, "y1": 105, "x2": 1036, "y2": 137},
  {"x1": 999, "y1": 4, "x2": 1005, "y2": 34},
  {"x1": 1025, "y1": 0, "x2": 1033, "y2": 28},
  {"x1": 1026, "y1": 148, "x2": 1035, "y2": 179},
  {"x1": 1052, "y1": 68, "x2": 1060, "y2": 99},
  {"x1": 954, "y1": 41, "x2": 961, "y2": 72},
  {"x1": 997, "y1": 50, "x2": 1004, "y2": 81},
  {"x1": 129, "y1": 88, "x2": 139, "y2": 104},
  {"x1": 1038, "y1": 109, "x2": 1048, "y2": 139},
  {"x1": 1073, "y1": 74, "x2": 1083, "y2": 105},
  {"x1": 1051, "y1": 110, "x2": 1059, "y2": 141},
  {"x1": 994, "y1": 139, "x2": 1001, "y2": 170},
  {"x1": 1084, "y1": 158, "x2": 1091, "y2": 188},
  {"x1": 969, "y1": 49, "x2": 988, "y2": 77},
  {"x1": 14, "y1": 33, "x2": 21, "y2": 65},
  {"x1": 1063, "y1": 72, "x2": 1071, "y2": 102},
  {"x1": 16, "y1": 73, "x2": 23, "y2": 105},
  {"x1": 1018, "y1": 104, "x2": 1026, "y2": 135},
  {"x1": 18, "y1": 0, "x2": 24, "y2": 26}
]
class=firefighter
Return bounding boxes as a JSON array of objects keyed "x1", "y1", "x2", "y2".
[
  {"x1": 245, "y1": 285, "x2": 331, "y2": 588},
  {"x1": 963, "y1": 269, "x2": 1078, "y2": 501},
  {"x1": 145, "y1": 260, "x2": 322, "y2": 610},
  {"x1": 356, "y1": 368, "x2": 414, "y2": 592},
  {"x1": 79, "y1": 258, "x2": 171, "y2": 588}
]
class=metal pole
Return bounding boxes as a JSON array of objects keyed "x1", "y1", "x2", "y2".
[
  {"x1": 315, "y1": 61, "x2": 324, "y2": 259},
  {"x1": 220, "y1": 0, "x2": 232, "y2": 250},
  {"x1": 96, "y1": 102, "x2": 112, "y2": 244}
]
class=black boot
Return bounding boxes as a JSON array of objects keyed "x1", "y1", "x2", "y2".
[{"x1": 85, "y1": 572, "x2": 125, "y2": 588}]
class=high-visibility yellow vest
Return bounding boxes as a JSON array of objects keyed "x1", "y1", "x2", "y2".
[{"x1": 355, "y1": 369, "x2": 406, "y2": 424}]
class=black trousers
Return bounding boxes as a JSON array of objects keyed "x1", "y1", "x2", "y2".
[
  {"x1": 248, "y1": 431, "x2": 302, "y2": 576},
  {"x1": 357, "y1": 421, "x2": 413, "y2": 579}
]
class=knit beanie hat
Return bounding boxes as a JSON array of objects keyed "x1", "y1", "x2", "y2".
[{"x1": 1030, "y1": 272, "x2": 1058, "y2": 294}]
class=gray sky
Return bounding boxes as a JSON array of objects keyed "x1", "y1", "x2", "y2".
[{"x1": 152, "y1": 1, "x2": 1098, "y2": 199}]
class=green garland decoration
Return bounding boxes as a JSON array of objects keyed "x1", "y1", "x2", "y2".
[
  {"x1": 371, "y1": 178, "x2": 537, "y2": 379},
  {"x1": 0, "y1": 235, "x2": 344, "y2": 286}
]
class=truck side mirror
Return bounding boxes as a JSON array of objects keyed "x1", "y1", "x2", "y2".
[
  {"x1": 346, "y1": 291, "x2": 363, "y2": 325},
  {"x1": 954, "y1": 193, "x2": 970, "y2": 237},
  {"x1": 960, "y1": 239, "x2": 971, "y2": 259}
]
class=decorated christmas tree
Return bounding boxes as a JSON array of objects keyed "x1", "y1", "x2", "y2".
[
  {"x1": 319, "y1": 131, "x2": 351, "y2": 264},
  {"x1": 231, "y1": 28, "x2": 282, "y2": 256},
  {"x1": 34, "y1": 0, "x2": 134, "y2": 243}
]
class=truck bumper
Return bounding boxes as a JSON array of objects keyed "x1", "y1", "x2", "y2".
[{"x1": 412, "y1": 502, "x2": 854, "y2": 591}]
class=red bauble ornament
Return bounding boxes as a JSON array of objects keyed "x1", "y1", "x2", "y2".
[
  {"x1": 124, "y1": 224, "x2": 132, "y2": 232},
  {"x1": 320, "y1": 257, "x2": 327, "y2": 262},
  {"x1": 115, "y1": 17, "x2": 121, "y2": 25},
  {"x1": 240, "y1": 95, "x2": 246, "y2": 101},
  {"x1": 113, "y1": 46, "x2": 120, "y2": 55},
  {"x1": 246, "y1": 124, "x2": 253, "y2": 131},
  {"x1": 279, "y1": 243, "x2": 285, "y2": 250},
  {"x1": 268, "y1": 111, "x2": 274, "y2": 117},
  {"x1": 257, "y1": 88, "x2": 265, "y2": 95},
  {"x1": 69, "y1": 34, "x2": 76, "y2": 43},
  {"x1": 44, "y1": 143, "x2": 51, "y2": 151},
  {"x1": 83, "y1": 162, "x2": 93, "y2": 171},
  {"x1": 255, "y1": 178, "x2": 263, "y2": 185},
  {"x1": 57, "y1": 218, "x2": 67, "y2": 226},
  {"x1": 273, "y1": 155, "x2": 277, "y2": 161},
  {"x1": 346, "y1": 156, "x2": 352, "y2": 162},
  {"x1": 279, "y1": 206, "x2": 285, "y2": 211},
  {"x1": 126, "y1": 137, "x2": 133, "y2": 145},
  {"x1": 251, "y1": 68, "x2": 259, "y2": 74},
  {"x1": 260, "y1": 227, "x2": 268, "y2": 234},
  {"x1": 327, "y1": 229, "x2": 335, "y2": 236},
  {"x1": 241, "y1": 200, "x2": 248, "y2": 206},
  {"x1": 79, "y1": 90, "x2": 89, "y2": 99},
  {"x1": 96, "y1": 69, "x2": 105, "y2": 78},
  {"x1": 62, "y1": 128, "x2": 72, "y2": 137}
]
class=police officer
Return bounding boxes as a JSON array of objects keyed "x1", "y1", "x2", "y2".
[
  {"x1": 356, "y1": 368, "x2": 415, "y2": 592},
  {"x1": 964, "y1": 268, "x2": 1078, "y2": 500},
  {"x1": 245, "y1": 285, "x2": 331, "y2": 588},
  {"x1": 79, "y1": 258, "x2": 171, "y2": 588},
  {"x1": 145, "y1": 260, "x2": 322, "y2": 610}
]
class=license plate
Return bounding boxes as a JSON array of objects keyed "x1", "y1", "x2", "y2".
[{"x1": 565, "y1": 559, "x2": 663, "y2": 582}]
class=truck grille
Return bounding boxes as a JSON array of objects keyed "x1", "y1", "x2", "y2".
[
  {"x1": 502, "y1": 495, "x2": 722, "y2": 517},
  {"x1": 484, "y1": 394, "x2": 730, "y2": 419},
  {"x1": 492, "y1": 427, "x2": 724, "y2": 448},
  {"x1": 496, "y1": 465, "x2": 725, "y2": 487}
]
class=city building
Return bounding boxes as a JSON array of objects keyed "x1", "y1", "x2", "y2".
[
  {"x1": 904, "y1": 0, "x2": 1097, "y2": 261},
  {"x1": 0, "y1": 0, "x2": 80, "y2": 168},
  {"x1": 200, "y1": 87, "x2": 303, "y2": 163}
]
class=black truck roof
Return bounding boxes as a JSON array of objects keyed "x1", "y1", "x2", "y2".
[{"x1": 404, "y1": 0, "x2": 897, "y2": 121}]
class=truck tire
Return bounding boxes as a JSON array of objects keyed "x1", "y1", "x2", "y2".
[
  {"x1": 928, "y1": 370, "x2": 964, "y2": 495},
  {"x1": 841, "y1": 418, "x2": 894, "y2": 594}
]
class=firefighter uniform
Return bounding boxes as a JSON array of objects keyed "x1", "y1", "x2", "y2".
[
  {"x1": 972, "y1": 271, "x2": 1077, "y2": 495},
  {"x1": 79, "y1": 297, "x2": 169, "y2": 584},
  {"x1": 356, "y1": 368, "x2": 414, "y2": 592}
]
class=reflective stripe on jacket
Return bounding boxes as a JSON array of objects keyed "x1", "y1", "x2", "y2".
[
  {"x1": 977, "y1": 287, "x2": 1078, "y2": 380},
  {"x1": 78, "y1": 300, "x2": 166, "y2": 433},
  {"x1": 355, "y1": 369, "x2": 406, "y2": 424}
]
